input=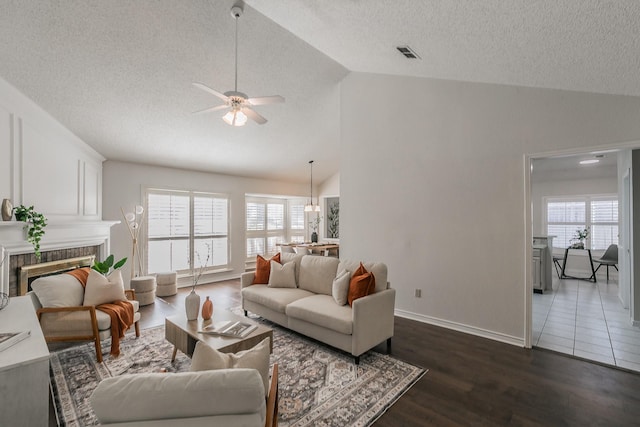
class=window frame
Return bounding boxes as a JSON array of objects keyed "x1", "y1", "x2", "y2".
[
  {"x1": 245, "y1": 196, "x2": 307, "y2": 261},
  {"x1": 543, "y1": 194, "x2": 618, "y2": 252},
  {"x1": 145, "y1": 188, "x2": 231, "y2": 276}
]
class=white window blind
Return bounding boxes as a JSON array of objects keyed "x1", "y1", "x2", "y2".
[
  {"x1": 246, "y1": 196, "x2": 305, "y2": 260},
  {"x1": 545, "y1": 195, "x2": 618, "y2": 251},
  {"x1": 147, "y1": 189, "x2": 230, "y2": 275}
]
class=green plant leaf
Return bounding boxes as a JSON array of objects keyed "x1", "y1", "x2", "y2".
[{"x1": 113, "y1": 257, "x2": 127, "y2": 270}]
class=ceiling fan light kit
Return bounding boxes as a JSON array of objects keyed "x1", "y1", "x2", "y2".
[{"x1": 193, "y1": 3, "x2": 284, "y2": 126}]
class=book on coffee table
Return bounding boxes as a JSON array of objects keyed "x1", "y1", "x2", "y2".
[
  {"x1": 0, "y1": 330, "x2": 30, "y2": 352},
  {"x1": 199, "y1": 321, "x2": 257, "y2": 338}
]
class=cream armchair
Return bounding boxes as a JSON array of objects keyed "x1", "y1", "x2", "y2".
[
  {"x1": 28, "y1": 272, "x2": 141, "y2": 363},
  {"x1": 90, "y1": 364, "x2": 279, "y2": 427}
]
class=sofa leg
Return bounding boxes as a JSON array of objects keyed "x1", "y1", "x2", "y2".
[
  {"x1": 135, "y1": 321, "x2": 140, "y2": 337},
  {"x1": 354, "y1": 355, "x2": 360, "y2": 365},
  {"x1": 387, "y1": 337, "x2": 392, "y2": 354},
  {"x1": 244, "y1": 310, "x2": 248, "y2": 317}
]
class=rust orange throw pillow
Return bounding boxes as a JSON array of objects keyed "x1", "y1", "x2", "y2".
[
  {"x1": 348, "y1": 262, "x2": 376, "y2": 306},
  {"x1": 254, "y1": 253, "x2": 281, "y2": 284}
]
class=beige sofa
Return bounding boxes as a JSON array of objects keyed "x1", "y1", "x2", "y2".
[
  {"x1": 241, "y1": 253, "x2": 395, "y2": 363},
  {"x1": 90, "y1": 369, "x2": 267, "y2": 426}
]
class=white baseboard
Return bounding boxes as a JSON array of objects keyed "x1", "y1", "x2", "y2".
[{"x1": 395, "y1": 309, "x2": 525, "y2": 347}]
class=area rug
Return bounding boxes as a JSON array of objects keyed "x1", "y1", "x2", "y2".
[{"x1": 50, "y1": 318, "x2": 426, "y2": 427}]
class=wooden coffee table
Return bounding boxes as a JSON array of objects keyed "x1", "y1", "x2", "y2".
[{"x1": 165, "y1": 311, "x2": 273, "y2": 361}]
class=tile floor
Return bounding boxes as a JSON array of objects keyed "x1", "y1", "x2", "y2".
[{"x1": 533, "y1": 277, "x2": 640, "y2": 372}]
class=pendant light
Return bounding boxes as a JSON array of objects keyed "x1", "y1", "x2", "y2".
[{"x1": 304, "y1": 160, "x2": 321, "y2": 212}]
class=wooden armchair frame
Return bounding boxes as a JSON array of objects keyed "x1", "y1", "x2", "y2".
[
  {"x1": 36, "y1": 289, "x2": 140, "y2": 363},
  {"x1": 265, "y1": 362, "x2": 279, "y2": 427}
]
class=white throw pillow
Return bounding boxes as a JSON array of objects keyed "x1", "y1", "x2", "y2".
[
  {"x1": 332, "y1": 269, "x2": 351, "y2": 306},
  {"x1": 190, "y1": 337, "x2": 271, "y2": 395},
  {"x1": 83, "y1": 269, "x2": 127, "y2": 306},
  {"x1": 268, "y1": 260, "x2": 297, "y2": 288},
  {"x1": 31, "y1": 273, "x2": 85, "y2": 307}
]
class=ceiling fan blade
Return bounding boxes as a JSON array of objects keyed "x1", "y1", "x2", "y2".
[
  {"x1": 193, "y1": 82, "x2": 229, "y2": 101},
  {"x1": 192, "y1": 104, "x2": 229, "y2": 115},
  {"x1": 247, "y1": 95, "x2": 285, "y2": 106},
  {"x1": 242, "y1": 107, "x2": 267, "y2": 125}
]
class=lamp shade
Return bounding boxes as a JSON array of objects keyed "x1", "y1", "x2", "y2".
[{"x1": 223, "y1": 110, "x2": 247, "y2": 126}]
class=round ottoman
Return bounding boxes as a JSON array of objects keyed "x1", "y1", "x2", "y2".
[
  {"x1": 130, "y1": 276, "x2": 156, "y2": 306},
  {"x1": 155, "y1": 271, "x2": 178, "y2": 297}
]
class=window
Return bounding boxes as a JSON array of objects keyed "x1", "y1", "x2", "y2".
[
  {"x1": 246, "y1": 197, "x2": 306, "y2": 260},
  {"x1": 545, "y1": 195, "x2": 618, "y2": 250},
  {"x1": 147, "y1": 189, "x2": 229, "y2": 275}
]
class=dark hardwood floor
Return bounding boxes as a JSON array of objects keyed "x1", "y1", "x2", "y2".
[{"x1": 51, "y1": 280, "x2": 640, "y2": 426}]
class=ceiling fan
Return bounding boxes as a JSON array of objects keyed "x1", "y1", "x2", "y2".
[{"x1": 193, "y1": 4, "x2": 284, "y2": 126}]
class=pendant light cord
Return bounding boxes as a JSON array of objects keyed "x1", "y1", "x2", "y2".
[{"x1": 309, "y1": 160, "x2": 314, "y2": 206}]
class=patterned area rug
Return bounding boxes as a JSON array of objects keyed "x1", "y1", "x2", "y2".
[{"x1": 50, "y1": 316, "x2": 426, "y2": 426}]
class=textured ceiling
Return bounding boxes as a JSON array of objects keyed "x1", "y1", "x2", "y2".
[{"x1": 1, "y1": 1, "x2": 639, "y2": 183}]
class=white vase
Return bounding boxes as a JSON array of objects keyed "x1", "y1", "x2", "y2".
[
  {"x1": 1, "y1": 199, "x2": 12, "y2": 221},
  {"x1": 185, "y1": 289, "x2": 200, "y2": 321}
]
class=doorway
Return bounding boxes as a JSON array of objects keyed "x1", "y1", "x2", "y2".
[{"x1": 529, "y1": 149, "x2": 640, "y2": 372}]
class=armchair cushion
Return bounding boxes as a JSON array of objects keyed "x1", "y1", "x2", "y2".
[
  {"x1": 83, "y1": 269, "x2": 126, "y2": 306},
  {"x1": 31, "y1": 274, "x2": 84, "y2": 307},
  {"x1": 191, "y1": 337, "x2": 271, "y2": 395}
]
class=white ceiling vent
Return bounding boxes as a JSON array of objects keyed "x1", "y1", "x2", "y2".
[{"x1": 396, "y1": 46, "x2": 421, "y2": 59}]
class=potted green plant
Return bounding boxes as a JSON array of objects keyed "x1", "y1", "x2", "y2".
[
  {"x1": 309, "y1": 216, "x2": 322, "y2": 243},
  {"x1": 92, "y1": 254, "x2": 127, "y2": 275},
  {"x1": 570, "y1": 227, "x2": 590, "y2": 249},
  {"x1": 13, "y1": 205, "x2": 47, "y2": 261}
]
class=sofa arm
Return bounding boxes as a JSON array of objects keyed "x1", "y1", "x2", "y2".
[
  {"x1": 351, "y1": 288, "x2": 396, "y2": 357},
  {"x1": 241, "y1": 271, "x2": 255, "y2": 289},
  {"x1": 90, "y1": 369, "x2": 266, "y2": 424}
]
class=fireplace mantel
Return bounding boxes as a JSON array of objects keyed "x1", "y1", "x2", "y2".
[{"x1": 0, "y1": 220, "x2": 119, "y2": 295}]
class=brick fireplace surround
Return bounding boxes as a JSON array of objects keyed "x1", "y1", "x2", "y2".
[{"x1": 0, "y1": 220, "x2": 118, "y2": 297}]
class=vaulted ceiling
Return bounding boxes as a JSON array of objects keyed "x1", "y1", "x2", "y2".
[{"x1": 1, "y1": 1, "x2": 638, "y2": 182}]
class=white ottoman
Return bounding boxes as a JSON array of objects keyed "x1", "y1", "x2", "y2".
[
  {"x1": 155, "y1": 271, "x2": 178, "y2": 297},
  {"x1": 130, "y1": 276, "x2": 156, "y2": 306}
]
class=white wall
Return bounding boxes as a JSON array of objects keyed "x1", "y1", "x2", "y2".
[
  {"x1": 340, "y1": 72, "x2": 640, "y2": 345},
  {"x1": 0, "y1": 76, "x2": 104, "y2": 221},
  {"x1": 102, "y1": 160, "x2": 309, "y2": 283}
]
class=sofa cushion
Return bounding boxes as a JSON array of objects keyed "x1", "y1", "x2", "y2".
[
  {"x1": 339, "y1": 260, "x2": 388, "y2": 293},
  {"x1": 268, "y1": 260, "x2": 296, "y2": 288},
  {"x1": 191, "y1": 338, "x2": 270, "y2": 395},
  {"x1": 254, "y1": 253, "x2": 281, "y2": 284},
  {"x1": 332, "y1": 269, "x2": 351, "y2": 306},
  {"x1": 280, "y1": 253, "x2": 305, "y2": 284},
  {"x1": 286, "y1": 294, "x2": 353, "y2": 335},
  {"x1": 348, "y1": 263, "x2": 375, "y2": 306},
  {"x1": 83, "y1": 269, "x2": 127, "y2": 306},
  {"x1": 90, "y1": 369, "x2": 266, "y2": 424},
  {"x1": 31, "y1": 273, "x2": 85, "y2": 307},
  {"x1": 298, "y1": 256, "x2": 340, "y2": 296},
  {"x1": 241, "y1": 285, "x2": 314, "y2": 313}
]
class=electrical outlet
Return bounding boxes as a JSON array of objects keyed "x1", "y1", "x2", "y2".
[{"x1": 415, "y1": 289, "x2": 421, "y2": 298}]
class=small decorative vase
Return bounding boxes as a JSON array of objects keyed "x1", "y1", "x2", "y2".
[
  {"x1": 311, "y1": 232, "x2": 318, "y2": 243},
  {"x1": 185, "y1": 289, "x2": 200, "y2": 321},
  {"x1": 202, "y1": 296, "x2": 213, "y2": 320},
  {"x1": 1, "y1": 199, "x2": 12, "y2": 221}
]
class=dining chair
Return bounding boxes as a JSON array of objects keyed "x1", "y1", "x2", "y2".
[{"x1": 593, "y1": 244, "x2": 618, "y2": 281}]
